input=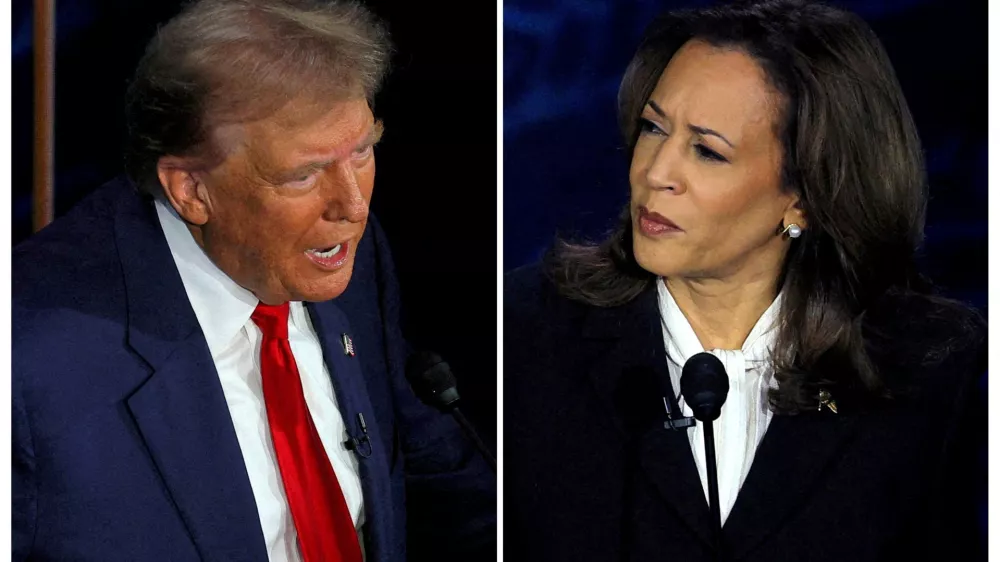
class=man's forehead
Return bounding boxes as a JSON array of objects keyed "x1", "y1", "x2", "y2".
[
  {"x1": 269, "y1": 95, "x2": 372, "y2": 130},
  {"x1": 241, "y1": 97, "x2": 375, "y2": 161}
]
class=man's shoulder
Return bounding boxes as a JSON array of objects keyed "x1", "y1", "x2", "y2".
[
  {"x1": 14, "y1": 178, "x2": 137, "y2": 344},
  {"x1": 14, "y1": 177, "x2": 135, "y2": 279}
]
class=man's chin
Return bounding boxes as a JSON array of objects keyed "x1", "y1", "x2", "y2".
[{"x1": 294, "y1": 263, "x2": 355, "y2": 303}]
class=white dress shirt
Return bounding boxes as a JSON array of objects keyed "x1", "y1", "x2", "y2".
[
  {"x1": 656, "y1": 278, "x2": 780, "y2": 525},
  {"x1": 155, "y1": 200, "x2": 365, "y2": 562}
]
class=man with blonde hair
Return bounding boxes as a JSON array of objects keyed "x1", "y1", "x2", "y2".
[{"x1": 12, "y1": 1, "x2": 496, "y2": 560}]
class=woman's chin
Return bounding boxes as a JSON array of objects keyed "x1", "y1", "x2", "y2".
[{"x1": 633, "y1": 239, "x2": 682, "y2": 279}]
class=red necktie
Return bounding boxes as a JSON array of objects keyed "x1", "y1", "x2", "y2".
[{"x1": 251, "y1": 302, "x2": 363, "y2": 562}]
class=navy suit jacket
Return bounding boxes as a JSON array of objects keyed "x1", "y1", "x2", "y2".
[
  {"x1": 13, "y1": 177, "x2": 495, "y2": 561},
  {"x1": 505, "y1": 263, "x2": 985, "y2": 562}
]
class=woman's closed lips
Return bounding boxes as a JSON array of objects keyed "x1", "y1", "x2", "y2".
[{"x1": 638, "y1": 205, "x2": 684, "y2": 236}]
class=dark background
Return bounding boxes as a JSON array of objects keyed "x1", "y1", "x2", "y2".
[
  {"x1": 503, "y1": 0, "x2": 987, "y2": 315},
  {"x1": 12, "y1": 0, "x2": 497, "y2": 446}
]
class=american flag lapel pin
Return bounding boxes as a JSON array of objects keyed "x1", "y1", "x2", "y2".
[{"x1": 341, "y1": 333, "x2": 355, "y2": 357}]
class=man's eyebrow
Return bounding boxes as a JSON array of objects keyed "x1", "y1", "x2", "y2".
[
  {"x1": 364, "y1": 119, "x2": 385, "y2": 146},
  {"x1": 284, "y1": 119, "x2": 385, "y2": 175},
  {"x1": 645, "y1": 101, "x2": 734, "y2": 148}
]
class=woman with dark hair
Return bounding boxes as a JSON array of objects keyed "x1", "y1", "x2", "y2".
[{"x1": 504, "y1": 1, "x2": 985, "y2": 560}]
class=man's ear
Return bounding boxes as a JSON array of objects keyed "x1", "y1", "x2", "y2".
[{"x1": 156, "y1": 157, "x2": 212, "y2": 226}]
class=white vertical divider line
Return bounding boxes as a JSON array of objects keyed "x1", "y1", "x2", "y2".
[
  {"x1": 495, "y1": 0, "x2": 505, "y2": 559},
  {"x1": 986, "y1": 0, "x2": 998, "y2": 553}
]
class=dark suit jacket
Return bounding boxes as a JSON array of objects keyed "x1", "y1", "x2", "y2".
[
  {"x1": 504, "y1": 263, "x2": 985, "y2": 562},
  {"x1": 12, "y1": 177, "x2": 496, "y2": 562}
]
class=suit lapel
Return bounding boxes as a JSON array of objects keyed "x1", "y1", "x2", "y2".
[
  {"x1": 581, "y1": 285, "x2": 862, "y2": 559},
  {"x1": 723, "y1": 409, "x2": 859, "y2": 559},
  {"x1": 581, "y1": 288, "x2": 716, "y2": 550},
  {"x1": 126, "y1": 337, "x2": 269, "y2": 562},
  {"x1": 306, "y1": 300, "x2": 395, "y2": 562},
  {"x1": 113, "y1": 184, "x2": 268, "y2": 562}
]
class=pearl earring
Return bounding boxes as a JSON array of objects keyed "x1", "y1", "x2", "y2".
[{"x1": 781, "y1": 223, "x2": 802, "y2": 239}]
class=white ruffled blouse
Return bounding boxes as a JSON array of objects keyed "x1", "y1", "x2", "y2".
[{"x1": 656, "y1": 278, "x2": 781, "y2": 525}]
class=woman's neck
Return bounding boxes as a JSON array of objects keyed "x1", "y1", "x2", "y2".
[{"x1": 664, "y1": 274, "x2": 779, "y2": 351}]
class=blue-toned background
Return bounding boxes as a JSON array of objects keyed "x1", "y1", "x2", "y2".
[{"x1": 503, "y1": 0, "x2": 987, "y2": 314}]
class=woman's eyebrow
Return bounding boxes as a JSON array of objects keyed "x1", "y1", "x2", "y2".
[{"x1": 646, "y1": 100, "x2": 734, "y2": 148}]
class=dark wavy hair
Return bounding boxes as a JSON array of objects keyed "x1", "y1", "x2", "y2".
[
  {"x1": 124, "y1": 0, "x2": 391, "y2": 197},
  {"x1": 545, "y1": 0, "x2": 983, "y2": 413}
]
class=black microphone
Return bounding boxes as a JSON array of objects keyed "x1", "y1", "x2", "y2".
[
  {"x1": 343, "y1": 413, "x2": 372, "y2": 458},
  {"x1": 681, "y1": 352, "x2": 730, "y2": 422},
  {"x1": 406, "y1": 351, "x2": 497, "y2": 473},
  {"x1": 680, "y1": 352, "x2": 730, "y2": 561}
]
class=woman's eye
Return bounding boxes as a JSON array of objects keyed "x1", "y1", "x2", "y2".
[
  {"x1": 638, "y1": 118, "x2": 665, "y2": 135},
  {"x1": 696, "y1": 144, "x2": 727, "y2": 163}
]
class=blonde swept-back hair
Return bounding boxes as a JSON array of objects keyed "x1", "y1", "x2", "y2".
[{"x1": 124, "y1": 0, "x2": 391, "y2": 195}]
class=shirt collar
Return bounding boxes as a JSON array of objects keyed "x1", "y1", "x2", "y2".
[
  {"x1": 155, "y1": 199, "x2": 259, "y2": 359},
  {"x1": 657, "y1": 277, "x2": 782, "y2": 367}
]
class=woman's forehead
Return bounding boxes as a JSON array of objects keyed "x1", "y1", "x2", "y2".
[{"x1": 648, "y1": 40, "x2": 781, "y2": 142}]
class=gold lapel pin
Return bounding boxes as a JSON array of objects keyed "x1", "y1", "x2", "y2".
[
  {"x1": 341, "y1": 333, "x2": 355, "y2": 357},
  {"x1": 818, "y1": 389, "x2": 838, "y2": 414}
]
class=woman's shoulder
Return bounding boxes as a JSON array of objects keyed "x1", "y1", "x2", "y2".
[
  {"x1": 504, "y1": 262, "x2": 551, "y2": 309},
  {"x1": 504, "y1": 261, "x2": 587, "y2": 327},
  {"x1": 865, "y1": 290, "x2": 986, "y2": 387}
]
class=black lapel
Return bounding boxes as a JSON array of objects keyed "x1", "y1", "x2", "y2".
[
  {"x1": 581, "y1": 286, "x2": 716, "y2": 550},
  {"x1": 723, "y1": 409, "x2": 859, "y2": 560},
  {"x1": 113, "y1": 183, "x2": 268, "y2": 562}
]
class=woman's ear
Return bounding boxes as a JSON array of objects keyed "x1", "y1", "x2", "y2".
[{"x1": 784, "y1": 193, "x2": 808, "y2": 231}]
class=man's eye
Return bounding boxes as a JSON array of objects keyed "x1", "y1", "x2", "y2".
[
  {"x1": 353, "y1": 145, "x2": 373, "y2": 160},
  {"x1": 285, "y1": 171, "x2": 318, "y2": 187}
]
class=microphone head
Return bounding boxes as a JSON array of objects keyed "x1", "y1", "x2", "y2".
[
  {"x1": 405, "y1": 351, "x2": 461, "y2": 411},
  {"x1": 680, "y1": 352, "x2": 730, "y2": 422}
]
